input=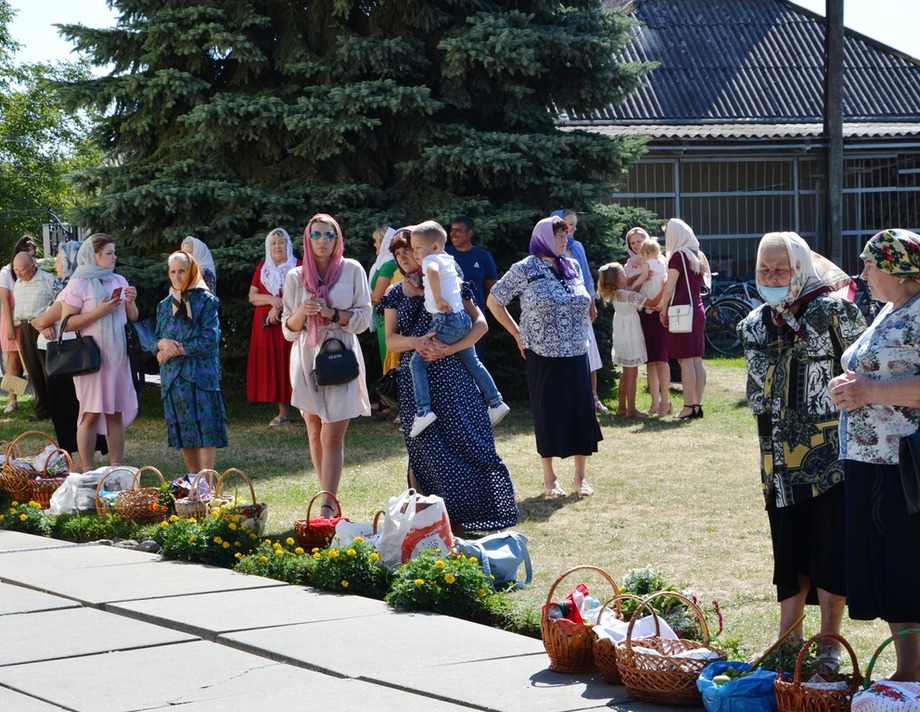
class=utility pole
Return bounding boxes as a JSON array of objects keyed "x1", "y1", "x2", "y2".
[{"x1": 825, "y1": 0, "x2": 844, "y2": 264}]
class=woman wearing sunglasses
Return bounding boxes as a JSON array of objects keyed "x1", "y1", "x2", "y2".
[{"x1": 282, "y1": 213, "x2": 372, "y2": 513}]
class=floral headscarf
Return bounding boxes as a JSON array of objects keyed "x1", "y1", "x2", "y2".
[
  {"x1": 756, "y1": 232, "x2": 831, "y2": 339},
  {"x1": 529, "y1": 217, "x2": 577, "y2": 280},
  {"x1": 57, "y1": 240, "x2": 82, "y2": 283},
  {"x1": 259, "y1": 228, "x2": 297, "y2": 297},
  {"x1": 72, "y1": 235, "x2": 122, "y2": 348},
  {"x1": 301, "y1": 213, "x2": 345, "y2": 347},
  {"x1": 861, "y1": 229, "x2": 920, "y2": 281},
  {"x1": 168, "y1": 251, "x2": 208, "y2": 321}
]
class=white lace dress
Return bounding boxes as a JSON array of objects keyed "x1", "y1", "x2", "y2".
[{"x1": 611, "y1": 289, "x2": 648, "y2": 366}]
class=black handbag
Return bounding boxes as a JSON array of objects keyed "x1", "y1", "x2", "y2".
[
  {"x1": 312, "y1": 337, "x2": 359, "y2": 387},
  {"x1": 376, "y1": 368, "x2": 399, "y2": 409},
  {"x1": 46, "y1": 316, "x2": 102, "y2": 379},
  {"x1": 898, "y1": 429, "x2": 920, "y2": 516}
]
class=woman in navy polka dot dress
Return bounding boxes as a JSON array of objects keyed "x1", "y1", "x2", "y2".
[{"x1": 380, "y1": 230, "x2": 518, "y2": 533}]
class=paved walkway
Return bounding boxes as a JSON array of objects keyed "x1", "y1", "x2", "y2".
[{"x1": 0, "y1": 531, "x2": 696, "y2": 711}]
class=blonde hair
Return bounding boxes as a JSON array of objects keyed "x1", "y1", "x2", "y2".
[
  {"x1": 596, "y1": 262, "x2": 626, "y2": 304},
  {"x1": 372, "y1": 226, "x2": 387, "y2": 244},
  {"x1": 410, "y1": 220, "x2": 447, "y2": 248},
  {"x1": 640, "y1": 238, "x2": 661, "y2": 258}
]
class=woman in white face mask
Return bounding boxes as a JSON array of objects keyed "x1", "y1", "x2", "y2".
[{"x1": 737, "y1": 231, "x2": 866, "y2": 671}]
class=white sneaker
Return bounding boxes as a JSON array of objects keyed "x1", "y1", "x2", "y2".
[
  {"x1": 409, "y1": 411, "x2": 437, "y2": 438},
  {"x1": 488, "y1": 402, "x2": 510, "y2": 426},
  {"x1": 3, "y1": 400, "x2": 17, "y2": 413}
]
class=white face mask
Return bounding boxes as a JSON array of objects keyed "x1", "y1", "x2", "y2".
[{"x1": 757, "y1": 284, "x2": 791, "y2": 308}]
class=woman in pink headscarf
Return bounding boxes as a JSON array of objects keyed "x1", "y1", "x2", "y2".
[{"x1": 282, "y1": 213, "x2": 372, "y2": 512}]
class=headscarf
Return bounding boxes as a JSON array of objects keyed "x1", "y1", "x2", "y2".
[
  {"x1": 756, "y1": 231, "x2": 832, "y2": 339},
  {"x1": 301, "y1": 213, "x2": 345, "y2": 347},
  {"x1": 259, "y1": 228, "x2": 297, "y2": 297},
  {"x1": 529, "y1": 217, "x2": 577, "y2": 280},
  {"x1": 181, "y1": 236, "x2": 216, "y2": 278},
  {"x1": 58, "y1": 241, "x2": 82, "y2": 283},
  {"x1": 367, "y1": 227, "x2": 397, "y2": 333},
  {"x1": 168, "y1": 251, "x2": 208, "y2": 321},
  {"x1": 71, "y1": 236, "x2": 121, "y2": 348},
  {"x1": 860, "y1": 228, "x2": 920, "y2": 281},
  {"x1": 665, "y1": 218, "x2": 712, "y2": 290},
  {"x1": 624, "y1": 226, "x2": 651, "y2": 279}
]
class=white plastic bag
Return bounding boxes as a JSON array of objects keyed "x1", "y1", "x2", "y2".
[
  {"x1": 47, "y1": 466, "x2": 137, "y2": 515},
  {"x1": 332, "y1": 518, "x2": 380, "y2": 549},
  {"x1": 376, "y1": 488, "x2": 454, "y2": 570}
]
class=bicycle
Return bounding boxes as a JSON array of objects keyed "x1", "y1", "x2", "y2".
[{"x1": 702, "y1": 278, "x2": 761, "y2": 357}]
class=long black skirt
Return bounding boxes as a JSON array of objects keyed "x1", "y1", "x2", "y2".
[
  {"x1": 525, "y1": 349, "x2": 602, "y2": 458},
  {"x1": 845, "y1": 459, "x2": 920, "y2": 622}
]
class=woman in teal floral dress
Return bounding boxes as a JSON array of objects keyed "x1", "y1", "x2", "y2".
[
  {"x1": 154, "y1": 251, "x2": 227, "y2": 473},
  {"x1": 738, "y1": 232, "x2": 865, "y2": 669}
]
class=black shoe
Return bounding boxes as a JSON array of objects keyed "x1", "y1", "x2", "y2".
[
  {"x1": 26, "y1": 414, "x2": 47, "y2": 422},
  {"x1": 692, "y1": 404, "x2": 704, "y2": 419}
]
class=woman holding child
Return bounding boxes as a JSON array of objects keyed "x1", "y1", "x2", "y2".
[
  {"x1": 488, "y1": 216, "x2": 601, "y2": 497},
  {"x1": 738, "y1": 231, "x2": 865, "y2": 670},
  {"x1": 282, "y1": 214, "x2": 372, "y2": 512},
  {"x1": 381, "y1": 226, "x2": 517, "y2": 533}
]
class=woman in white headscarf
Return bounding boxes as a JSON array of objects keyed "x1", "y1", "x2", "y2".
[
  {"x1": 247, "y1": 228, "x2": 300, "y2": 426},
  {"x1": 181, "y1": 236, "x2": 217, "y2": 295},
  {"x1": 739, "y1": 231, "x2": 865, "y2": 671},
  {"x1": 658, "y1": 218, "x2": 711, "y2": 420},
  {"x1": 60, "y1": 234, "x2": 139, "y2": 471}
]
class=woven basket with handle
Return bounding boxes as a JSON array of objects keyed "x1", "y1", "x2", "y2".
[
  {"x1": 114, "y1": 466, "x2": 168, "y2": 523},
  {"x1": 173, "y1": 469, "x2": 231, "y2": 520},
  {"x1": 294, "y1": 490, "x2": 346, "y2": 551},
  {"x1": 593, "y1": 593, "x2": 655, "y2": 685},
  {"x1": 1, "y1": 431, "x2": 57, "y2": 502},
  {"x1": 30, "y1": 449, "x2": 73, "y2": 509},
  {"x1": 774, "y1": 632, "x2": 862, "y2": 712},
  {"x1": 214, "y1": 468, "x2": 267, "y2": 536},
  {"x1": 541, "y1": 565, "x2": 619, "y2": 673}
]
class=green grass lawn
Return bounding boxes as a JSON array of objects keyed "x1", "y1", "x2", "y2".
[{"x1": 0, "y1": 358, "x2": 894, "y2": 675}]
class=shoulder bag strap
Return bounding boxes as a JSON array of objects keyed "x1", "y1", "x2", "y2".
[{"x1": 669, "y1": 252, "x2": 693, "y2": 307}]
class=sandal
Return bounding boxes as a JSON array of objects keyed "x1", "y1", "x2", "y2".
[
  {"x1": 574, "y1": 480, "x2": 594, "y2": 497},
  {"x1": 814, "y1": 649, "x2": 842, "y2": 675},
  {"x1": 675, "y1": 405, "x2": 695, "y2": 420},
  {"x1": 269, "y1": 414, "x2": 291, "y2": 427},
  {"x1": 625, "y1": 410, "x2": 648, "y2": 419},
  {"x1": 543, "y1": 483, "x2": 567, "y2": 498}
]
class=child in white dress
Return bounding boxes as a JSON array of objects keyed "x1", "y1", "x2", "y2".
[
  {"x1": 597, "y1": 262, "x2": 662, "y2": 418},
  {"x1": 630, "y1": 238, "x2": 671, "y2": 415}
]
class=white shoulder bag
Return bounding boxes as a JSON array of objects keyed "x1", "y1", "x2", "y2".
[{"x1": 667, "y1": 252, "x2": 695, "y2": 334}]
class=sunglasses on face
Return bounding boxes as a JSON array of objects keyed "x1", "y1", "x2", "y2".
[{"x1": 310, "y1": 230, "x2": 337, "y2": 242}]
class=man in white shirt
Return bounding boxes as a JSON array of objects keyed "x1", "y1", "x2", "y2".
[{"x1": 12, "y1": 252, "x2": 61, "y2": 421}]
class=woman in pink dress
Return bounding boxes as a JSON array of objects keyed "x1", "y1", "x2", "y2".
[
  {"x1": 60, "y1": 234, "x2": 139, "y2": 470},
  {"x1": 0, "y1": 235, "x2": 37, "y2": 413}
]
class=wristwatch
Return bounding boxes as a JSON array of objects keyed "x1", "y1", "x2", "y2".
[{"x1": 332, "y1": 308, "x2": 340, "y2": 324}]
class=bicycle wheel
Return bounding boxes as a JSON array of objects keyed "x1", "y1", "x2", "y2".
[{"x1": 705, "y1": 298, "x2": 752, "y2": 356}]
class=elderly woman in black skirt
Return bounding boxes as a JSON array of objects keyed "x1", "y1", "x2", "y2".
[{"x1": 488, "y1": 216, "x2": 602, "y2": 498}]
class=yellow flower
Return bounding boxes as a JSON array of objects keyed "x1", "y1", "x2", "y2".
[
  {"x1": 28, "y1": 501, "x2": 39, "y2": 508},
  {"x1": 189, "y1": 517, "x2": 197, "y2": 524},
  {"x1": 11, "y1": 501, "x2": 18, "y2": 507},
  {"x1": 234, "y1": 552, "x2": 242, "y2": 559},
  {"x1": 443, "y1": 573, "x2": 456, "y2": 584},
  {"x1": 311, "y1": 547, "x2": 320, "y2": 553},
  {"x1": 263, "y1": 539, "x2": 272, "y2": 546},
  {"x1": 228, "y1": 522, "x2": 237, "y2": 531},
  {"x1": 294, "y1": 547, "x2": 304, "y2": 555},
  {"x1": 210, "y1": 510, "x2": 220, "y2": 519},
  {"x1": 341, "y1": 580, "x2": 349, "y2": 588},
  {"x1": 260, "y1": 556, "x2": 269, "y2": 563},
  {"x1": 370, "y1": 552, "x2": 380, "y2": 562},
  {"x1": 272, "y1": 542, "x2": 282, "y2": 550},
  {"x1": 213, "y1": 536, "x2": 222, "y2": 544},
  {"x1": 469, "y1": 556, "x2": 478, "y2": 564},
  {"x1": 285, "y1": 537, "x2": 295, "y2": 546},
  {"x1": 329, "y1": 549, "x2": 339, "y2": 559},
  {"x1": 346, "y1": 549, "x2": 356, "y2": 557},
  {"x1": 169, "y1": 515, "x2": 179, "y2": 522},
  {"x1": 222, "y1": 541, "x2": 230, "y2": 549},
  {"x1": 435, "y1": 560, "x2": 446, "y2": 569},
  {"x1": 219, "y1": 505, "x2": 228, "y2": 513},
  {"x1": 159, "y1": 520, "x2": 169, "y2": 528},
  {"x1": 274, "y1": 549, "x2": 284, "y2": 557},
  {"x1": 353, "y1": 536, "x2": 364, "y2": 544},
  {"x1": 8, "y1": 508, "x2": 15, "y2": 515},
  {"x1": 477, "y1": 588, "x2": 486, "y2": 597},
  {"x1": 0, "y1": 514, "x2": 5, "y2": 521},
  {"x1": 313, "y1": 553, "x2": 321, "y2": 559},
  {"x1": 234, "y1": 541, "x2": 241, "y2": 547},
  {"x1": 249, "y1": 533, "x2": 257, "y2": 540},
  {"x1": 20, "y1": 513, "x2": 28, "y2": 521},
  {"x1": 414, "y1": 578, "x2": 425, "y2": 586},
  {"x1": 188, "y1": 536, "x2": 197, "y2": 543}
]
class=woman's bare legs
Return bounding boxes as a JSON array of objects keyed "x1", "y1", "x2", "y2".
[
  {"x1": 6, "y1": 350, "x2": 21, "y2": 406},
  {"x1": 541, "y1": 457, "x2": 559, "y2": 490},
  {"x1": 646, "y1": 362, "x2": 661, "y2": 413},
  {"x1": 103, "y1": 412, "x2": 125, "y2": 465},
  {"x1": 304, "y1": 413, "x2": 350, "y2": 509},
  {"x1": 180, "y1": 446, "x2": 217, "y2": 473},
  {"x1": 890, "y1": 621, "x2": 920, "y2": 681},
  {"x1": 76, "y1": 412, "x2": 101, "y2": 472},
  {"x1": 654, "y1": 361, "x2": 672, "y2": 414}
]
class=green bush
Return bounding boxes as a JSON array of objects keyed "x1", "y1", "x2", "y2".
[
  {"x1": 309, "y1": 537, "x2": 390, "y2": 599},
  {"x1": 156, "y1": 510, "x2": 261, "y2": 567},
  {"x1": 234, "y1": 538, "x2": 314, "y2": 585},
  {"x1": 51, "y1": 513, "x2": 136, "y2": 542},
  {"x1": 0, "y1": 500, "x2": 52, "y2": 537}
]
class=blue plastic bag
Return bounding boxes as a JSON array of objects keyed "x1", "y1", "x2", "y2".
[
  {"x1": 697, "y1": 661, "x2": 778, "y2": 712},
  {"x1": 454, "y1": 532, "x2": 532, "y2": 590}
]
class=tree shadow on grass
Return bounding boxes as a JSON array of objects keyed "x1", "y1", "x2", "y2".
[{"x1": 516, "y1": 493, "x2": 572, "y2": 524}]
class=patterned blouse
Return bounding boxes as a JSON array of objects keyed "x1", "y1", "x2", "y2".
[
  {"x1": 738, "y1": 296, "x2": 865, "y2": 506},
  {"x1": 489, "y1": 255, "x2": 591, "y2": 358},
  {"x1": 840, "y1": 292, "x2": 920, "y2": 465}
]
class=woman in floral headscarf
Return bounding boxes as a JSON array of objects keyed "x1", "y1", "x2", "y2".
[
  {"x1": 154, "y1": 251, "x2": 226, "y2": 473},
  {"x1": 282, "y1": 213, "x2": 371, "y2": 512},
  {"x1": 247, "y1": 228, "x2": 300, "y2": 426},
  {"x1": 830, "y1": 228, "x2": 920, "y2": 682},
  {"x1": 738, "y1": 231, "x2": 865, "y2": 671},
  {"x1": 60, "y1": 234, "x2": 138, "y2": 470}
]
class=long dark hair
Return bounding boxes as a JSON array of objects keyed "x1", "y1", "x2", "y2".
[{"x1": 9, "y1": 235, "x2": 37, "y2": 282}]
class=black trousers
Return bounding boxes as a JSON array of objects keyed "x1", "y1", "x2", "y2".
[{"x1": 17, "y1": 321, "x2": 49, "y2": 418}]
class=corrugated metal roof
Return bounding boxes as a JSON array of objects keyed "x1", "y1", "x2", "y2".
[
  {"x1": 570, "y1": 0, "x2": 920, "y2": 130},
  {"x1": 562, "y1": 122, "x2": 920, "y2": 140}
]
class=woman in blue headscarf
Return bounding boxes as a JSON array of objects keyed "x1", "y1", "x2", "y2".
[
  {"x1": 60, "y1": 234, "x2": 138, "y2": 471},
  {"x1": 488, "y1": 216, "x2": 602, "y2": 498}
]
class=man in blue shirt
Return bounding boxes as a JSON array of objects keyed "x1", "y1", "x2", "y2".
[{"x1": 447, "y1": 216, "x2": 497, "y2": 311}]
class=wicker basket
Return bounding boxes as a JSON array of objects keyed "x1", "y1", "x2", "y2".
[
  {"x1": 214, "y1": 468, "x2": 267, "y2": 536},
  {"x1": 174, "y1": 469, "x2": 227, "y2": 520},
  {"x1": 852, "y1": 628, "x2": 920, "y2": 709},
  {"x1": 775, "y1": 632, "x2": 862, "y2": 712},
  {"x1": 294, "y1": 490, "x2": 345, "y2": 551},
  {"x1": 541, "y1": 565, "x2": 620, "y2": 673},
  {"x1": 30, "y1": 449, "x2": 73, "y2": 509},
  {"x1": 1, "y1": 430, "x2": 57, "y2": 502},
  {"x1": 95, "y1": 467, "x2": 139, "y2": 517},
  {"x1": 115, "y1": 466, "x2": 168, "y2": 523},
  {"x1": 593, "y1": 593, "x2": 654, "y2": 684},
  {"x1": 615, "y1": 590, "x2": 725, "y2": 707}
]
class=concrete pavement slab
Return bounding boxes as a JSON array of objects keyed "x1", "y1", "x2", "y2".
[
  {"x1": 220, "y1": 611, "x2": 545, "y2": 675},
  {"x1": 0, "y1": 582, "x2": 80, "y2": 616},
  {"x1": 146, "y1": 677, "x2": 475, "y2": 712},
  {"x1": 0, "y1": 640, "x2": 330, "y2": 712},
  {"x1": 0, "y1": 687, "x2": 69, "y2": 711},
  {"x1": 107, "y1": 586, "x2": 392, "y2": 639},
  {"x1": 0, "y1": 607, "x2": 197, "y2": 666},
  {"x1": 0, "y1": 544, "x2": 285, "y2": 605},
  {"x1": 0, "y1": 530, "x2": 77, "y2": 553}
]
